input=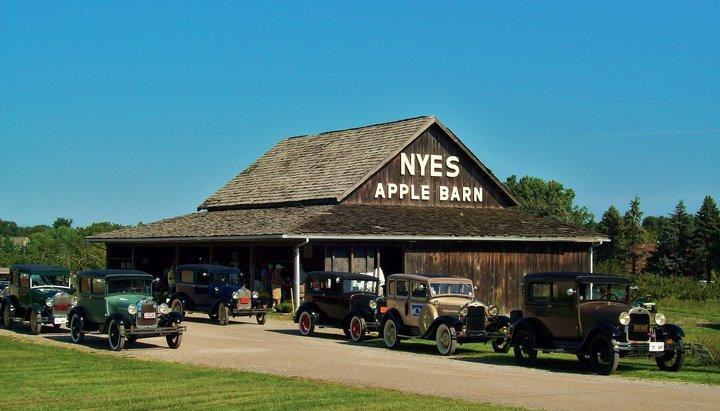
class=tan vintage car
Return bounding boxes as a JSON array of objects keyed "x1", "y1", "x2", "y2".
[{"x1": 380, "y1": 273, "x2": 511, "y2": 355}]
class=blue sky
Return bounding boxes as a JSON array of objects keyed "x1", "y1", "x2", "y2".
[{"x1": 1, "y1": 2, "x2": 718, "y2": 226}]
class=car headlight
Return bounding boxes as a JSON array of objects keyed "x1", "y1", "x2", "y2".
[
  {"x1": 127, "y1": 304, "x2": 137, "y2": 315},
  {"x1": 158, "y1": 303, "x2": 170, "y2": 315},
  {"x1": 369, "y1": 300, "x2": 377, "y2": 309},
  {"x1": 46, "y1": 298, "x2": 53, "y2": 307},
  {"x1": 232, "y1": 291, "x2": 240, "y2": 299},
  {"x1": 252, "y1": 291, "x2": 259, "y2": 299},
  {"x1": 654, "y1": 312, "x2": 666, "y2": 326},
  {"x1": 619, "y1": 312, "x2": 630, "y2": 326},
  {"x1": 459, "y1": 306, "x2": 468, "y2": 317},
  {"x1": 487, "y1": 305, "x2": 499, "y2": 316}
]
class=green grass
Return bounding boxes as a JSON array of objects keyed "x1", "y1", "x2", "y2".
[
  {"x1": 363, "y1": 298, "x2": 720, "y2": 386},
  {"x1": 0, "y1": 335, "x2": 511, "y2": 411}
]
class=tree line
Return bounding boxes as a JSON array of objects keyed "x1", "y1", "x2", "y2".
[{"x1": 505, "y1": 175, "x2": 719, "y2": 282}]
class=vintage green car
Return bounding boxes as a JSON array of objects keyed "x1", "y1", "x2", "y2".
[
  {"x1": 1, "y1": 264, "x2": 73, "y2": 334},
  {"x1": 67, "y1": 269, "x2": 186, "y2": 351}
]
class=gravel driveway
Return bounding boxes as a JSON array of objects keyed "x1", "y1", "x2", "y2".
[{"x1": 3, "y1": 314, "x2": 719, "y2": 410}]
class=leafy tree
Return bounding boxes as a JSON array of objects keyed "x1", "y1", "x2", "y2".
[
  {"x1": 0, "y1": 220, "x2": 19, "y2": 237},
  {"x1": 648, "y1": 200, "x2": 695, "y2": 277},
  {"x1": 623, "y1": 197, "x2": 646, "y2": 275},
  {"x1": 595, "y1": 205, "x2": 625, "y2": 264},
  {"x1": 505, "y1": 175, "x2": 595, "y2": 227},
  {"x1": 691, "y1": 196, "x2": 720, "y2": 282},
  {"x1": 53, "y1": 217, "x2": 74, "y2": 229}
]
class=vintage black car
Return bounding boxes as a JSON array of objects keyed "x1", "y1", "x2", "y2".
[
  {"x1": 380, "y1": 273, "x2": 511, "y2": 355},
  {"x1": 295, "y1": 271, "x2": 382, "y2": 341},
  {"x1": 511, "y1": 272, "x2": 686, "y2": 375},
  {"x1": 1, "y1": 264, "x2": 73, "y2": 334},
  {"x1": 169, "y1": 264, "x2": 272, "y2": 325}
]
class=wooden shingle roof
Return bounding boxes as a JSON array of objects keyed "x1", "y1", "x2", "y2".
[
  {"x1": 199, "y1": 116, "x2": 435, "y2": 210},
  {"x1": 88, "y1": 204, "x2": 606, "y2": 243}
]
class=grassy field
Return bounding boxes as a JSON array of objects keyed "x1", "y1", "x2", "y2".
[
  {"x1": 362, "y1": 298, "x2": 720, "y2": 386},
  {"x1": 0, "y1": 335, "x2": 511, "y2": 411}
]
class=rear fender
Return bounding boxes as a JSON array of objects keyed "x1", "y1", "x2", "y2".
[
  {"x1": 511, "y1": 318, "x2": 551, "y2": 347},
  {"x1": 381, "y1": 309, "x2": 406, "y2": 333},
  {"x1": 294, "y1": 302, "x2": 321, "y2": 323},
  {"x1": 169, "y1": 293, "x2": 193, "y2": 311}
]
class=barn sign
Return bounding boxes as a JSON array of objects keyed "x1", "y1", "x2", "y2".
[{"x1": 373, "y1": 153, "x2": 483, "y2": 203}]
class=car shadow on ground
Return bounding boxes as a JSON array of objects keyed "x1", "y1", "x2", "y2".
[
  {"x1": 181, "y1": 315, "x2": 260, "y2": 326},
  {"x1": 700, "y1": 322, "x2": 720, "y2": 331},
  {"x1": 265, "y1": 328, "x2": 352, "y2": 341},
  {"x1": 1, "y1": 324, "x2": 69, "y2": 337},
  {"x1": 43, "y1": 333, "x2": 161, "y2": 350}
]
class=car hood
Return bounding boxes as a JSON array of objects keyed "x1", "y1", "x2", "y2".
[
  {"x1": 349, "y1": 293, "x2": 377, "y2": 308},
  {"x1": 578, "y1": 301, "x2": 629, "y2": 329},
  {"x1": 429, "y1": 296, "x2": 474, "y2": 316},
  {"x1": 31, "y1": 288, "x2": 69, "y2": 305},
  {"x1": 106, "y1": 294, "x2": 154, "y2": 314}
]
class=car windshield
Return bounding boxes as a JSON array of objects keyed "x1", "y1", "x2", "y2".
[
  {"x1": 30, "y1": 274, "x2": 69, "y2": 288},
  {"x1": 343, "y1": 279, "x2": 377, "y2": 293},
  {"x1": 214, "y1": 271, "x2": 245, "y2": 287},
  {"x1": 107, "y1": 279, "x2": 152, "y2": 295},
  {"x1": 429, "y1": 282, "x2": 473, "y2": 297},
  {"x1": 580, "y1": 283, "x2": 629, "y2": 303}
]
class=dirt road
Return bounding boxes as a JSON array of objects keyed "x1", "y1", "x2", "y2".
[{"x1": 3, "y1": 315, "x2": 718, "y2": 410}]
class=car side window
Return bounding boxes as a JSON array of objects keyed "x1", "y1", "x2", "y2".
[
  {"x1": 180, "y1": 270, "x2": 193, "y2": 284},
  {"x1": 195, "y1": 271, "x2": 210, "y2": 286},
  {"x1": 11, "y1": 270, "x2": 18, "y2": 285},
  {"x1": 80, "y1": 277, "x2": 91, "y2": 294},
  {"x1": 396, "y1": 281, "x2": 409, "y2": 298},
  {"x1": 529, "y1": 282, "x2": 551, "y2": 301},
  {"x1": 91, "y1": 278, "x2": 106, "y2": 296},
  {"x1": 411, "y1": 282, "x2": 427, "y2": 300},
  {"x1": 387, "y1": 280, "x2": 396, "y2": 297},
  {"x1": 552, "y1": 282, "x2": 576, "y2": 304}
]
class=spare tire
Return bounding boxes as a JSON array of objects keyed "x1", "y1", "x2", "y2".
[{"x1": 418, "y1": 304, "x2": 439, "y2": 335}]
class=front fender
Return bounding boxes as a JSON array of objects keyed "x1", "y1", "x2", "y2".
[
  {"x1": 422, "y1": 315, "x2": 462, "y2": 339},
  {"x1": 30, "y1": 303, "x2": 46, "y2": 314},
  {"x1": 159, "y1": 311, "x2": 184, "y2": 327},
  {"x1": 579, "y1": 323, "x2": 622, "y2": 351},
  {"x1": 106, "y1": 312, "x2": 132, "y2": 330},
  {"x1": 659, "y1": 323, "x2": 685, "y2": 340}
]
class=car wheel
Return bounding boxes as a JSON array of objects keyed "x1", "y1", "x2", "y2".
[
  {"x1": 589, "y1": 334, "x2": 619, "y2": 375},
  {"x1": 298, "y1": 311, "x2": 314, "y2": 336},
  {"x1": 435, "y1": 323, "x2": 457, "y2": 355},
  {"x1": 656, "y1": 339, "x2": 685, "y2": 372},
  {"x1": 217, "y1": 303, "x2": 229, "y2": 326},
  {"x1": 171, "y1": 299, "x2": 184, "y2": 316},
  {"x1": 70, "y1": 314, "x2": 84, "y2": 343},
  {"x1": 492, "y1": 338, "x2": 511, "y2": 353},
  {"x1": 166, "y1": 333, "x2": 183, "y2": 349},
  {"x1": 108, "y1": 319, "x2": 126, "y2": 351},
  {"x1": 2, "y1": 304, "x2": 13, "y2": 330},
  {"x1": 383, "y1": 317, "x2": 401, "y2": 349},
  {"x1": 576, "y1": 352, "x2": 591, "y2": 363},
  {"x1": 29, "y1": 311, "x2": 42, "y2": 335},
  {"x1": 349, "y1": 315, "x2": 366, "y2": 342},
  {"x1": 513, "y1": 327, "x2": 538, "y2": 365},
  {"x1": 256, "y1": 313, "x2": 267, "y2": 325}
]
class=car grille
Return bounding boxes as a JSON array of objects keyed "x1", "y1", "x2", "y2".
[
  {"x1": 51, "y1": 293, "x2": 73, "y2": 316},
  {"x1": 628, "y1": 313, "x2": 651, "y2": 341},
  {"x1": 236, "y1": 289, "x2": 252, "y2": 310},
  {"x1": 137, "y1": 303, "x2": 157, "y2": 326},
  {"x1": 466, "y1": 305, "x2": 486, "y2": 332}
]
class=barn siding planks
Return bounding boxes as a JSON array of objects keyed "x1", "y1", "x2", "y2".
[{"x1": 404, "y1": 242, "x2": 590, "y2": 310}]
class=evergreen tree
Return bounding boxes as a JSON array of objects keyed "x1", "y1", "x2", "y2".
[
  {"x1": 623, "y1": 197, "x2": 646, "y2": 275},
  {"x1": 649, "y1": 200, "x2": 694, "y2": 277},
  {"x1": 691, "y1": 196, "x2": 720, "y2": 282},
  {"x1": 595, "y1": 205, "x2": 625, "y2": 264}
]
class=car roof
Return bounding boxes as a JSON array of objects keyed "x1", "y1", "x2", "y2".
[
  {"x1": 77, "y1": 269, "x2": 153, "y2": 280},
  {"x1": 523, "y1": 272, "x2": 632, "y2": 284},
  {"x1": 386, "y1": 273, "x2": 473, "y2": 283},
  {"x1": 10, "y1": 264, "x2": 69, "y2": 274},
  {"x1": 304, "y1": 271, "x2": 379, "y2": 282},
  {"x1": 176, "y1": 264, "x2": 241, "y2": 273}
]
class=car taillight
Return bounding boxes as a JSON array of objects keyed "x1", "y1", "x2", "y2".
[{"x1": 380, "y1": 306, "x2": 388, "y2": 314}]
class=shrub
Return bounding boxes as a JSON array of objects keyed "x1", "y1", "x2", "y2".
[
  {"x1": 275, "y1": 301, "x2": 293, "y2": 313},
  {"x1": 632, "y1": 273, "x2": 720, "y2": 301}
]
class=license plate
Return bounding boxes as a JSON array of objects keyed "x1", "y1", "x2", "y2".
[
  {"x1": 632, "y1": 324, "x2": 649, "y2": 333},
  {"x1": 53, "y1": 318, "x2": 66, "y2": 325},
  {"x1": 240, "y1": 297, "x2": 250, "y2": 305},
  {"x1": 649, "y1": 341, "x2": 665, "y2": 352},
  {"x1": 143, "y1": 312, "x2": 156, "y2": 319}
]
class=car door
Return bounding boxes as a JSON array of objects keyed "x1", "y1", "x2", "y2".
[
  {"x1": 192, "y1": 269, "x2": 211, "y2": 308},
  {"x1": 548, "y1": 281, "x2": 580, "y2": 339},
  {"x1": 175, "y1": 269, "x2": 196, "y2": 304},
  {"x1": 391, "y1": 280, "x2": 411, "y2": 325},
  {"x1": 87, "y1": 277, "x2": 108, "y2": 324},
  {"x1": 525, "y1": 281, "x2": 552, "y2": 320},
  {"x1": 313, "y1": 276, "x2": 345, "y2": 322},
  {"x1": 18, "y1": 271, "x2": 30, "y2": 307},
  {"x1": 406, "y1": 281, "x2": 428, "y2": 328}
]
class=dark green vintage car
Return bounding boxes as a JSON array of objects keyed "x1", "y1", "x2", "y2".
[
  {"x1": 68, "y1": 269, "x2": 186, "y2": 351},
  {"x1": 1, "y1": 264, "x2": 73, "y2": 334}
]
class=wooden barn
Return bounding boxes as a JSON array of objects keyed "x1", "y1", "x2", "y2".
[{"x1": 88, "y1": 116, "x2": 607, "y2": 310}]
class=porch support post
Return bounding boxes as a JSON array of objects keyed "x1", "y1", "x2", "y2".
[
  {"x1": 589, "y1": 245, "x2": 594, "y2": 273},
  {"x1": 293, "y1": 239, "x2": 309, "y2": 311}
]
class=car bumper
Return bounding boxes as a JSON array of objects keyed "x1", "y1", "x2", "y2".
[
  {"x1": 230, "y1": 308, "x2": 271, "y2": 317},
  {"x1": 39, "y1": 315, "x2": 68, "y2": 325},
  {"x1": 125, "y1": 325, "x2": 186, "y2": 337},
  {"x1": 615, "y1": 340, "x2": 684, "y2": 355},
  {"x1": 458, "y1": 329, "x2": 507, "y2": 342}
]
